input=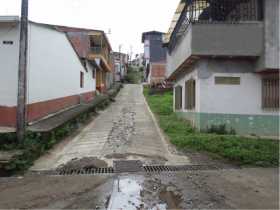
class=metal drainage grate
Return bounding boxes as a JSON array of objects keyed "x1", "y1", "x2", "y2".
[
  {"x1": 31, "y1": 167, "x2": 115, "y2": 176},
  {"x1": 57, "y1": 167, "x2": 115, "y2": 175},
  {"x1": 114, "y1": 160, "x2": 143, "y2": 173},
  {"x1": 30, "y1": 164, "x2": 232, "y2": 176},
  {"x1": 143, "y1": 165, "x2": 221, "y2": 173}
]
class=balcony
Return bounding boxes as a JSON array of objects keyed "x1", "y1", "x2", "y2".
[
  {"x1": 87, "y1": 34, "x2": 112, "y2": 72},
  {"x1": 166, "y1": 0, "x2": 264, "y2": 79}
]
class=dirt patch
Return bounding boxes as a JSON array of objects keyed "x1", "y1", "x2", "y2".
[
  {"x1": 105, "y1": 106, "x2": 136, "y2": 153},
  {"x1": 57, "y1": 157, "x2": 108, "y2": 171},
  {"x1": 159, "y1": 188, "x2": 183, "y2": 209},
  {"x1": 181, "y1": 149, "x2": 239, "y2": 168},
  {"x1": 104, "y1": 153, "x2": 167, "y2": 165}
]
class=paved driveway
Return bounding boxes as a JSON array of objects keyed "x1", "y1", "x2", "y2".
[{"x1": 31, "y1": 84, "x2": 189, "y2": 170}]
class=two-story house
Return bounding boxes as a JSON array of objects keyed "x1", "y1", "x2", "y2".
[
  {"x1": 164, "y1": 0, "x2": 279, "y2": 137},
  {"x1": 0, "y1": 17, "x2": 112, "y2": 128},
  {"x1": 57, "y1": 27, "x2": 113, "y2": 93},
  {"x1": 142, "y1": 31, "x2": 167, "y2": 85}
]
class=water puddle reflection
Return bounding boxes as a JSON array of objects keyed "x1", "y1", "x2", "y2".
[{"x1": 107, "y1": 176, "x2": 168, "y2": 210}]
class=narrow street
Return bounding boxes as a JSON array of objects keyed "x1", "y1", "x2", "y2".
[
  {"x1": 0, "y1": 85, "x2": 278, "y2": 209},
  {"x1": 0, "y1": 0, "x2": 279, "y2": 209},
  {"x1": 31, "y1": 84, "x2": 189, "y2": 171}
]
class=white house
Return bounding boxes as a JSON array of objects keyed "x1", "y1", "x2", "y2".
[
  {"x1": 0, "y1": 16, "x2": 97, "y2": 128},
  {"x1": 165, "y1": 0, "x2": 279, "y2": 137}
]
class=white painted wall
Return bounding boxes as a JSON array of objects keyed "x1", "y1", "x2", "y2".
[
  {"x1": 27, "y1": 23, "x2": 95, "y2": 104},
  {"x1": 199, "y1": 72, "x2": 277, "y2": 116},
  {"x1": 166, "y1": 25, "x2": 193, "y2": 78},
  {"x1": 0, "y1": 22, "x2": 20, "y2": 106},
  {"x1": 175, "y1": 59, "x2": 277, "y2": 116},
  {"x1": 0, "y1": 22, "x2": 96, "y2": 108},
  {"x1": 144, "y1": 40, "x2": 150, "y2": 59}
]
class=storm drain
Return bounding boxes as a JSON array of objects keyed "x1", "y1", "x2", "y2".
[
  {"x1": 143, "y1": 164, "x2": 222, "y2": 173},
  {"x1": 57, "y1": 167, "x2": 115, "y2": 175},
  {"x1": 114, "y1": 160, "x2": 143, "y2": 173},
  {"x1": 30, "y1": 164, "x2": 231, "y2": 176},
  {"x1": 31, "y1": 167, "x2": 115, "y2": 176}
]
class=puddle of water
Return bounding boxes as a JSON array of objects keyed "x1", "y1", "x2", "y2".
[{"x1": 107, "y1": 176, "x2": 167, "y2": 210}]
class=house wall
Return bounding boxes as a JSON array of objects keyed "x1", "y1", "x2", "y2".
[
  {"x1": 0, "y1": 23, "x2": 20, "y2": 107},
  {"x1": 167, "y1": 22, "x2": 264, "y2": 78},
  {"x1": 174, "y1": 67, "x2": 201, "y2": 128},
  {"x1": 144, "y1": 40, "x2": 150, "y2": 60},
  {"x1": 149, "y1": 63, "x2": 167, "y2": 84},
  {"x1": 175, "y1": 59, "x2": 279, "y2": 137},
  {"x1": 0, "y1": 22, "x2": 96, "y2": 126},
  {"x1": 192, "y1": 23, "x2": 264, "y2": 57},
  {"x1": 0, "y1": 22, "x2": 20, "y2": 126},
  {"x1": 166, "y1": 25, "x2": 193, "y2": 78},
  {"x1": 264, "y1": 0, "x2": 279, "y2": 70}
]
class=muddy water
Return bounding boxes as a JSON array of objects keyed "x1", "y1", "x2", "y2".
[{"x1": 107, "y1": 175, "x2": 183, "y2": 210}]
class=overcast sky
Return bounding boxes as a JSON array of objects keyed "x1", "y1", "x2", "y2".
[{"x1": 0, "y1": 0, "x2": 178, "y2": 57}]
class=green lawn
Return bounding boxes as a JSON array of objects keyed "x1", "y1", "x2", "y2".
[{"x1": 143, "y1": 87, "x2": 279, "y2": 167}]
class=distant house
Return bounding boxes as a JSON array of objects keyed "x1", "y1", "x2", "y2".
[
  {"x1": 164, "y1": 0, "x2": 279, "y2": 137},
  {"x1": 112, "y1": 52, "x2": 129, "y2": 82},
  {"x1": 142, "y1": 31, "x2": 167, "y2": 85},
  {"x1": 57, "y1": 26, "x2": 113, "y2": 92},
  {"x1": 0, "y1": 16, "x2": 112, "y2": 128}
]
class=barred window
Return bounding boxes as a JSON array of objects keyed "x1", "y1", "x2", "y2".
[
  {"x1": 80, "y1": 72, "x2": 84, "y2": 88},
  {"x1": 185, "y1": 79, "x2": 196, "y2": 110},
  {"x1": 262, "y1": 78, "x2": 279, "y2": 109},
  {"x1": 175, "y1": 85, "x2": 182, "y2": 110}
]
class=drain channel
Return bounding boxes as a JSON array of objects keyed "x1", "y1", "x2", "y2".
[
  {"x1": 31, "y1": 167, "x2": 115, "y2": 176},
  {"x1": 30, "y1": 164, "x2": 230, "y2": 176},
  {"x1": 143, "y1": 164, "x2": 222, "y2": 173}
]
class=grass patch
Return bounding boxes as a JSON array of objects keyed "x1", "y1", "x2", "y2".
[
  {"x1": 124, "y1": 66, "x2": 143, "y2": 84},
  {"x1": 143, "y1": 87, "x2": 279, "y2": 167}
]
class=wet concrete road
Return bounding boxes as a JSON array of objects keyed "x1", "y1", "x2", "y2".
[
  {"x1": 0, "y1": 168, "x2": 278, "y2": 209},
  {"x1": 1, "y1": 84, "x2": 278, "y2": 209},
  {"x1": 31, "y1": 84, "x2": 189, "y2": 171}
]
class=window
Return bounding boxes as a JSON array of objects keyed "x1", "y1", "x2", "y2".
[
  {"x1": 175, "y1": 85, "x2": 182, "y2": 110},
  {"x1": 80, "y1": 72, "x2": 84, "y2": 88},
  {"x1": 215, "y1": 77, "x2": 240, "y2": 85},
  {"x1": 81, "y1": 58, "x2": 87, "y2": 72},
  {"x1": 185, "y1": 79, "x2": 196, "y2": 110},
  {"x1": 92, "y1": 68, "x2": 95, "y2": 79},
  {"x1": 262, "y1": 78, "x2": 279, "y2": 109}
]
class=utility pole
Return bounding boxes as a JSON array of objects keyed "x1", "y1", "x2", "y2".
[
  {"x1": 119, "y1": 44, "x2": 122, "y2": 78},
  {"x1": 17, "y1": 0, "x2": 29, "y2": 142}
]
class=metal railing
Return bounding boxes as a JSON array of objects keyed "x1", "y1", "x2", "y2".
[
  {"x1": 90, "y1": 46, "x2": 113, "y2": 69},
  {"x1": 169, "y1": 0, "x2": 263, "y2": 52}
]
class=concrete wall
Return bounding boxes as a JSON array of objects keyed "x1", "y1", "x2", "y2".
[
  {"x1": 0, "y1": 22, "x2": 96, "y2": 126},
  {"x1": 259, "y1": 0, "x2": 280, "y2": 70},
  {"x1": 198, "y1": 59, "x2": 275, "y2": 116},
  {"x1": 176, "y1": 59, "x2": 277, "y2": 116},
  {"x1": 174, "y1": 67, "x2": 200, "y2": 113},
  {"x1": 27, "y1": 23, "x2": 95, "y2": 104},
  {"x1": 166, "y1": 26, "x2": 193, "y2": 78},
  {"x1": 192, "y1": 23, "x2": 264, "y2": 57},
  {"x1": 0, "y1": 22, "x2": 20, "y2": 107},
  {"x1": 144, "y1": 40, "x2": 150, "y2": 59},
  {"x1": 166, "y1": 23, "x2": 263, "y2": 78},
  {"x1": 174, "y1": 59, "x2": 279, "y2": 136}
]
